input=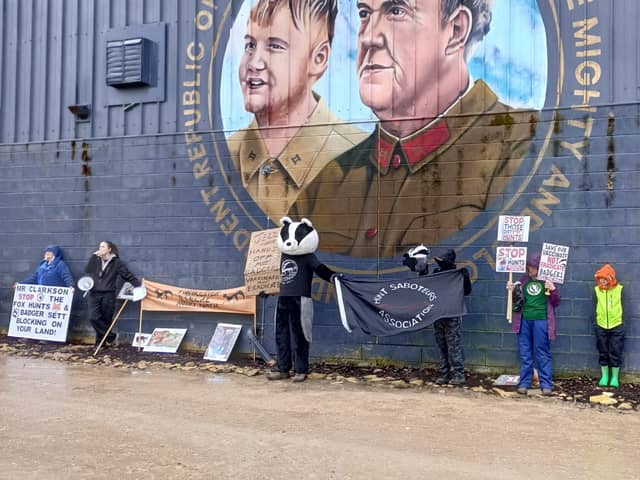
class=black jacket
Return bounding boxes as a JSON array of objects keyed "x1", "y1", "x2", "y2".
[
  {"x1": 84, "y1": 255, "x2": 140, "y2": 292},
  {"x1": 433, "y1": 249, "x2": 472, "y2": 296}
]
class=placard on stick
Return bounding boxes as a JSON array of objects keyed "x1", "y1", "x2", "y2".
[
  {"x1": 497, "y1": 215, "x2": 530, "y2": 242},
  {"x1": 244, "y1": 228, "x2": 281, "y2": 296},
  {"x1": 537, "y1": 243, "x2": 570, "y2": 284},
  {"x1": 9, "y1": 284, "x2": 74, "y2": 342},
  {"x1": 496, "y1": 246, "x2": 528, "y2": 273}
]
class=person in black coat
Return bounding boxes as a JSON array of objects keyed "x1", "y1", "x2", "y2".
[
  {"x1": 84, "y1": 241, "x2": 140, "y2": 346},
  {"x1": 431, "y1": 249, "x2": 472, "y2": 385}
]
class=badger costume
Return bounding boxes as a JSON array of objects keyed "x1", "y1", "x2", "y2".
[{"x1": 268, "y1": 217, "x2": 336, "y2": 382}]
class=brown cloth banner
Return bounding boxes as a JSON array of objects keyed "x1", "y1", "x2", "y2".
[{"x1": 141, "y1": 279, "x2": 256, "y2": 315}]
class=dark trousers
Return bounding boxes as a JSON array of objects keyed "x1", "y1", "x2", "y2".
[
  {"x1": 433, "y1": 317, "x2": 465, "y2": 378},
  {"x1": 275, "y1": 296, "x2": 309, "y2": 374},
  {"x1": 88, "y1": 291, "x2": 116, "y2": 344},
  {"x1": 596, "y1": 325, "x2": 625, "y2": 367},
  {"x1": 518, "y1": 319, "x2": 553, "y2": 390}
]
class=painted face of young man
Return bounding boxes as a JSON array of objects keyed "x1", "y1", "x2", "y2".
[
  {"x1": 356, "y1": 0, "x2": 453, "y2": 121},
  {"x1": 239, "y1": 8, "x2": 315, "y2": 122}
]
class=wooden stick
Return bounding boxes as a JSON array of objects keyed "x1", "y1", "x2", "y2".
[
  {"x1": 137, "y1": 301, "x2": 144, "y2": 352},
  {"x1": 137, "y1": 278, "x2": 145, "y2": 351},
  {"x1": 93, "y1": 299, "x2": 128, "y2": 356},
  {"x1": 506, "y1": 272, "x2": 513, "y2": 324},
  {"x1": 252, "y1": 297, "x2": 257, "y2": 362}
]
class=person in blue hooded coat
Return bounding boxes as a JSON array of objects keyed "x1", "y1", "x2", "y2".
[{"x1": 22, "y1": 245, "x2": 75, "y2": 287}]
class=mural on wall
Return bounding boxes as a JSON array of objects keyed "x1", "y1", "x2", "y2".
[
  {"x1": 182, "y1": 0, "x2": 603, "y2": 280},
  {"x1": 287, "y1": 0, "x2": 542, "y2": 258},
  {"x1": 225, "y1": 0, "x2": 368, "y2": 222}
]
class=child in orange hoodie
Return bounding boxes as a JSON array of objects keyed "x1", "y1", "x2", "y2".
[{"x1": 594, "y1": 264, "x2": 624, "y2": 387}]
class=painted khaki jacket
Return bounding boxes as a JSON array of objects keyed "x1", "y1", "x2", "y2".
[
  {"x1": 227, "y1": 94, "x2": 367, "y2": 223},
  {"x1": 290, "y1": 81, "x2": 539, "y2": 258}
]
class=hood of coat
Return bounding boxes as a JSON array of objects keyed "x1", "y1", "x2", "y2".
[
  {"x1": 434, "y1": 249, "x2": 456, "y2": 271},
  {"x1": 43, "y1": 245, "x2": 63, "y2": 265},
  {"x1": 595, "y1": 263, "x2": 617, "y2": 290}
]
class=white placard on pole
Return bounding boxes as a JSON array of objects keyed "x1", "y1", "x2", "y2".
[
  {"x1": 8, "y1": 284, "x2": 73, "y2": 342},
  {"x1": 497, "y1": 215, "x2": 531, "y2": 242},
  {"x1": 496, "y1": 246, "x2": 528, "y2": 273},
  {"x1": 537, "y1": 243, "x2": 570, "y2": 284}
]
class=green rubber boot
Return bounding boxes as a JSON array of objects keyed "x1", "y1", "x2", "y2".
[
  {"x1": 598, "y1": 366, "x2": 609, "y2": 387},
  {"x1": 609, "y1": 367, "x2": 620, "y2": 388}
]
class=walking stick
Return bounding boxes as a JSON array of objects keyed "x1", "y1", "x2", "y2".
[
  {"x1": 137, "y1": 300, "x2": 144, "y2": 352},
  {"x1": 93, "y1": 299, "x2": 128, "y2": 356}
]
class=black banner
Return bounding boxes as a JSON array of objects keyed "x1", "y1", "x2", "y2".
[{"x1": 335, "y1": 269, "x2": 466, "y2": 336}]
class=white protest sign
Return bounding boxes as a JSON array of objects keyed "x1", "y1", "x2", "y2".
[
  {"x1": 537, "y1": 243, "x2": 570, "y2": 284},
  {"x1": 497, "y1": 215, "x2": 530, "y2": 242},
  {"x1": 9, "y1": 284, "x2": 73, "y2": 342},
  {"x1": 496, "y1": 246, "x2": 528, "y2": 273}
]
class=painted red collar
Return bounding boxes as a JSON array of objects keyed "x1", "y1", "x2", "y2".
[{"x1": 376, "y1": 121, "x2": 450, "y2": 170}]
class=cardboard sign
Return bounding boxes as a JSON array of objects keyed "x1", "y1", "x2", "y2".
[
  {"x1": 203, "y1": 323, "x2": 243, "y2": 362},
  {"x1": 497, "y1": 215, "x2": 530, "y2": 242},
  {"x1": 8, "y1": 284, "x2": 73, "y2": 342},
  {"x1": 537, "y1": 243, "x2": 570, "y2": 284},
  {"x1": 496, "y1": 246, "x2": 528, "y2": 273},
  {"x1": 244, "y1": 228, "x2": 281, "y2": 296}
]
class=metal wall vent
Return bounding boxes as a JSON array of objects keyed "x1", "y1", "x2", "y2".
[{"x1": 106, "y1": 38, "x2": 153, "y2": 88}]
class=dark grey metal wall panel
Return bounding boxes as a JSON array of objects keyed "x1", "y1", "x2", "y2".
[
  {"x1": 46, "y1": 0, "x2": 63, "y2": 141},
  {"x1": 16, "y1": 0, "x2": 33, "y2": 141},
  {"x1": 142, "y1": 1, "x2": 163, "y2": 135},
  {"x1": 92, "y1": 0, "x2": 110, "y2": 138},
  {"x1": 0, "y1": 0, "x2": 5, "y2": 136},
  {"x1": 62, "y1": 0, "x2": 80, "y2": 141},
  {"x1": 2, "y1": 0, "x2": 18, "y2": 142}
]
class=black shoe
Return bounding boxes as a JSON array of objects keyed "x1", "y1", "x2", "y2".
[
  {"x1": 292, "y1": 373, "x2": 307, "y2": 383},
  {"x1": 435, "y1": 375, "x2": 449, "y2": 385},
  {"x1": 449, "y1": 375, "x2": 466, "y2": 386}
]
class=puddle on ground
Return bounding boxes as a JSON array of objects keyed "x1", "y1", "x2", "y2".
[{"x1": 206, "y1": 374, "x2": 227, "y2": 384}]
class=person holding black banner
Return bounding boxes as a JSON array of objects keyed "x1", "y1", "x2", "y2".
[
  {"x1": 403, "y1": 246, "x2": 471, "y2": 384},
  {"x1": 507, "y1": 253, "x2": 560, "y2": 396},
  {"x1": 431, "y1": 250, "x2": 472, "y2": 385},
  {"x1": 84, "y1": 241, "x2": 141, "y2": 347},
  {"x1": 20, "y1": 245, "x2": 75, "y2": 288}
]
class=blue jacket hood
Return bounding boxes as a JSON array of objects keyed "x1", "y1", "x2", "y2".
[{"x1": 45, "y1": 245, "x2": 63, "y2": 261}]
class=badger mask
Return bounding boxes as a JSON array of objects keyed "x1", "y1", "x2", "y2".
[
  {"x1": 277, "y1": 217, "x2": 319, "y2": 256},
  {"x1": 403, "y1": 244, "x2": 430, "y2": 274}
]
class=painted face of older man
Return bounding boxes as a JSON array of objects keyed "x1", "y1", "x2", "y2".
[{"x1": 356, "y1": 0, "x2": 470, "y2": 125}]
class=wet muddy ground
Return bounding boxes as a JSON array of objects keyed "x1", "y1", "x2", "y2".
[
  {"x1": 1, "y1": 338, "x2": 640, "y2": 480},
  {"x1": 1, "y1": 334, "x2": 639, "y2": 411}
]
